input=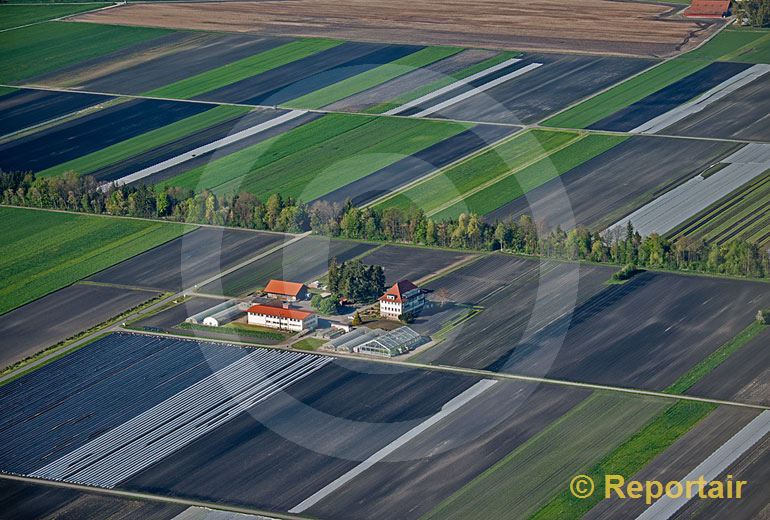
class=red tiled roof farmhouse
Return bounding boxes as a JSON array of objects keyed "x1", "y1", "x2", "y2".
[
  {"x1": 684, "y1": 0, "x2": 731, "y2": 18},
  {"x1": 246, "y1": 304, "x2": 313, "y2": 320},
  {"x1": 379, "y1": 280, "x2": 420, "y2": 303},
  {"x1": 263, "y1": 279, "x2": 305, "y2": 297}
]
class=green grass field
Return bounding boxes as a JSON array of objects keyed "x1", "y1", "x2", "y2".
[
  {"x1": 38, "y1": 105, "x2": 252, "y2": 178},
  {"x1": 165, "y1": 113, "x2": 471, "y2": 200},
  {"x1": 424, "y1": 392, "x2": 669, "y2": 520},
  {"x1": 0, "y1": 4, "x2": 107, "y2": 30},
  {"x1": 145, "y1": 39, "x2": 341, "y2": 99},
  {"x1": 0, "y1": 21, "x2": 170, "y2": 84},
  {"x1": 366, "y1": 51, "x2": 520, "y2": 114},
  {"x1": 292, "y1": 337, "x2": 326, "y2": 351},
  {"x1": 543, "y1": 27, "x2": 770, "y2": 129},
  {"x1": 378, "y1": 129, "x2": 578, "y2": 214},
  {"x1": 669, "y1": 169, "x2": 770, "y2": 249},
  {"x1": 0, "y1": 207, "x2": 194, "y2": 315},
  {"x1": 432, "y1": 134, "x2": 628, "y2": 219},
  {"x1": 287, "y1": 46, "x2": 463, "y2": 109}
]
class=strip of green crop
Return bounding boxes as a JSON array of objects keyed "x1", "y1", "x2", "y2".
[
  {"x1": 0, "y1": 86, "x2": 16, "y2": 98},
  {"x1": 145, "y1": 38, "x2": 342, "y2": 100},
  {"x1": 706, "y1": 28, "x2": 770, "y2": 63},
  {"x1": 665, "y1": 321, "x2": 767, "y2": 395},
  {"x1": 433, "y1": 134, "x2": 628, "y2": 219},
  {"x1": 0, "y1": 22, "x2": 171, "y2": 84},
  {"x1": 0, "y1": 207, "x2": 195, "y2": 315},
  {"x1": 423, "y1": 392, "x2": 669, "y2": 520},
  {"x1": 379, "y1": 129, "x2": 577, "y2": 213},
  {"x1": 167, "y1": 113, "x2": 470, "y2": 201},
  {"x1": 529, "y1": 399, "x2": 715, "y2": 520},
  {"x1": 286, "y1": 46, "x2": 463, "y2": 109},
  {"x1": 543, "y1": 26, "x2": 770, "y2": 129},
  {"x1": 0, "y1": 4, "x2": 109, "y2": 31},
  {"x1": 365, "y1": 51, "x2": 520, "y2": 114},
  {"x1": 164, "y1": 113, "x2": 375, "y2": 192},
  {"x1": 38, "y1": 105, "x2": 251, "y2": 178},
  {"x1": 542, "y1": 59, "x2": 708, "y2": 129}
]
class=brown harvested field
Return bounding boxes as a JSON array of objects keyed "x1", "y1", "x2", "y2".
[{"x1": 72, "y1": 0, "x2": 717, "y2": 58}]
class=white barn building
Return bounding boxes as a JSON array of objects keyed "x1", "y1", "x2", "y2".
[
  {"x1": 246, "y1": 304, "x2": 318, "y2": 332},
  {"x1": 379, "y1": 280, "x2": 425, "y2": 320}
]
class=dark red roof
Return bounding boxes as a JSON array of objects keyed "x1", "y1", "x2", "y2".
[
  {"x1": 247, "y1": 304, "x2": 313, "y2": 320},
  {"x1": 685, "y1": 0, "x2": 731, "y2": 18},
  {"x1": 379, "y1": 280, "x2": 420, "y2": 303}
]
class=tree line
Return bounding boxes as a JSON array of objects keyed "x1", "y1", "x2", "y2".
[{"x1": 2, "y1": 171, "x2": 768, "y2": 279}]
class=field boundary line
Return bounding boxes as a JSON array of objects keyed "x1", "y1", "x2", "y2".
[
  {"x1": 75, "y1": 280, "x2": 166, "y2": 293},
  {"x1": 115, "y1": 327, "x2": 770, "y2": 411},
  {"x1": 0, "y1": 2, "x2": 121, "y2": 33},
  {"x1": 0, "y1": 472, "x2": 307, "y2": 520},
  {"x1": 363, "y1": 129, "x2": 525, "y2": 208},
  {"x1": 425, "y1": 132, "x2": 587, "y2": 217}
]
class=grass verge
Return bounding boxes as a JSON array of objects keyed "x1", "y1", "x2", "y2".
[
  {"x1": 665, "y1": 321, "x2": 768, "y2": 395},
  {"x1": 292, "y1": 337, "x2": 326, "y2": 351},
  {"x1": 179, "y1": 321, "x2": 286, "y2": 341}
]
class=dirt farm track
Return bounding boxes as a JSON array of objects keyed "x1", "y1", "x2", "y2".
[{"x1": 72, "y1": 0, "x2": 717, "y2": 57}]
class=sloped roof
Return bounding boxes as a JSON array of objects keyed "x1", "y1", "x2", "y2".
[
  {"x1": 685, "y1": 0, "x2": 731, "y2": 18},
  {"x1": 263, "y1": 279, "x2": 305, "y2": 297},
  {"x1": 246, "y1": 304, "x2": 313, "y2": 320},
  {"x1": 379, "y1": 280, "x2": 420, "y2": 303}
]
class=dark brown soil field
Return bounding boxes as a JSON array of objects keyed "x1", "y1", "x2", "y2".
[
  {"x1": 73, "y1": 0, "x2": 716, "y2": 58},
  {"x1": 0, "y1": 479, "x2": 185, "y2": 520},
  {"x1": 0, "y1": 283, "x2": 158, "y2": 369}
]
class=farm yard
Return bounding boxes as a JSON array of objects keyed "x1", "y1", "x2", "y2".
[{"x1": 2, "y1": 3, "x2": 770, "y2": 520}]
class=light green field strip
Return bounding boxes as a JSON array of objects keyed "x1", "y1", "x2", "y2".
[
  {"x1": 0, "y1": 4, "x2": 108, "y2": 31},
  {"x1": 670, "y1": 169, "x2": 770, "y2": 249},
  {"x1": 719, "y1": 28, "x2": 770, "y2": 64},
  {"x1": 145, "y1": 38, "x2": 342, "y2": 100},
  {"x1": 377, "y1": 129, "x2": 577, "y2": 214},
  {"x1": 0, "y1": 21, "x2": 170, "y2": 84},
  {"x1": 365, "y1": 51, "x2": 520, "y2": 114},
  {"x1": 0, "y1": 207, "x2": 195, "y2": 315},
  {"x1": 529, "y1": 399, "x2": 715, "y2": 520},
  {"x1": 37, "y1": 105, "x2": 252, "y2": 178},
  {"x1": 432, "y1": 133, "x2": 629, "y2": 220},
  {"x1": 166, "y1": 113, "x2": 471, "y2": 201},
  {"x1": 424, "y1": 392, "x2": 669, "y2": 520},
  {"x1": 543, "y1": 28, "x2": 770, "y2": 129},
  {"x1": 286, "y1": 46, "x2": 463, "y2": 109}
]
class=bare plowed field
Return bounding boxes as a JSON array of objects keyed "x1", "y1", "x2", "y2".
[{"x1": 73, "y1": 0, "x2": 715, "y2": 57}]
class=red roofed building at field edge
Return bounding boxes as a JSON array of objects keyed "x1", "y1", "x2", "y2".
[
  {"x1": 247, "y1": 304, "x2": 318, "y2": 332},
  {"x1": 379, "y1": 280, "x2": 425, "y2": 320},
  {"x1": 685, "y1": 0, "x2": 732, "y2": 18},
  {"x1": 263, "y1": 279, "x2": 308, "y2": 301}
]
